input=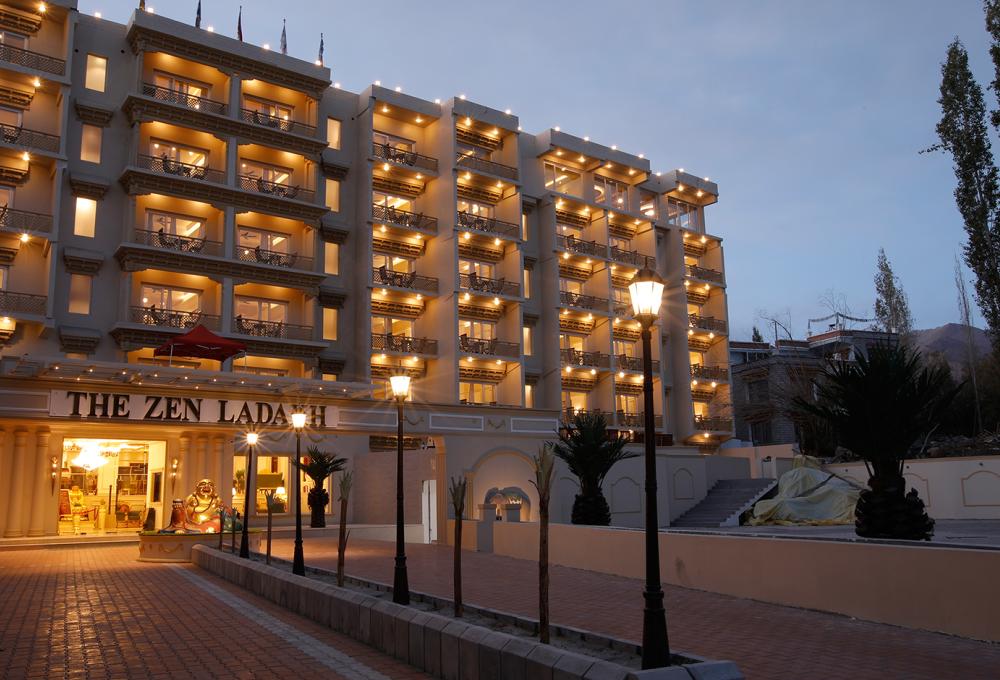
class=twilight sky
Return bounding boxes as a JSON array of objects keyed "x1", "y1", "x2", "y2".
[{"x1": 84, "y1": 0, "x2": 995, "y2": 339}]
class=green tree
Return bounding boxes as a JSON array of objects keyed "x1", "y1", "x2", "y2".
[
  {"x1": 293, "y1": 447, "x2": 347, "y2": 528},
  {"x1": 751, "y1": 326, "x2": 764, "y2": 343},
  {"x1": 550, "y1": 412, "x2": 636, "y2": 525},
  {"x1": 873, "y1": 248, "x2": 913, "y2": 336}
]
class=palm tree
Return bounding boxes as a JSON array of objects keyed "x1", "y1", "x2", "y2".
[
  {"x1": 448, "y1": 476, "x2": 467, "y2": 617},
  {"x1": 795, "y1": 342, "x2": 959, "y2": 540},
  {"x1": 293, "y1": 447, "x2": 347, "y2": 528},
  {"x1": 531, "y1": 444, "x2": 555, "y2": 643},
  {"x1": 551, "y1": 412, "x2": 637, "y2": 526},
  {"x1": 336, "y1": 470, "x2": 352, "y2": 586}
]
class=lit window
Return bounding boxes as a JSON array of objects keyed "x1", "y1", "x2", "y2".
[
  {"x1": 85, "y1": 55, "x2": 107, "y2": 92},
  {"x1": 324, "y1": 243, "x2": 339, "y2": 275},
  {"x1": 522, "y1": 269, "x2": 530, "y2": 298},
  {"x1": 73, "y1": 197, "x2": 96, "y2": 237},
  {"x1": 523, "y1": 327, "x2": 533, "y2": 356},
  {"x1": 325, "y1": 179, "x2": 340, "y2": 211},
  {"x1": 68, "y1": 274, "x2": 92, "y2": 314},
  {"x1": 322, "y1": 308, "x2": 337, "y2": 340},
  {"x1": 524, "y1": 384, "x2": 533, "y2": 408},
  {"x1": 327, "y1": 118, "x2": 341, "y2": 149},
  {"x1": 80, "y1": 124, "x2": 102, "y2": 163}
]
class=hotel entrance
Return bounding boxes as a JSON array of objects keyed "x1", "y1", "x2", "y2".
[{"x1": 58, "y1": 439, "x2": 167, "y2": 536}]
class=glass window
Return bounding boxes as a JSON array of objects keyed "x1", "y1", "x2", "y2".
[
  {"x1": 614, "y1": 340, "x2": 637, "y2": 358},
  {"x1": 560, "y1": 333, "x2": 584, "y2": 351},
  {"x1": 616, "y1": 394, "x2": 639, "y2": 414},
  {"x1": 235, "y1": 296, "x2": 287, "y2": 323},
  {"x1": 141, "y1": 285, "x2": 201, "y2": 312},
  {"x1": 523, "y1": 269, "x2": 530, "y2": 298},
  {"x1": 0, "y1": 186, "x2": 11, "y2": 211},
  {"x1": 561, "y1": 391, "x2": 587, "y2": 413},
  {"x1": 240, "y1": 159, "x2": 290, "y2": 185},
  {"x1": 372, "y1": 316, "x2": 413, "y2": 337},
  {"x1": 559, "y1": 278, "x2": 582, "y2": 295},
  {"x1": 373, "y1": 253, "x2": 413, "y2": 273},
  {"x1": 324, "y1": 243, "x2": 339, "y2": 275},
  {"x1": 523, "y1": 327, "x2": 532, "y2": 356},
  {"x1": 322, "y1": 308, "x2": 337, "y2": 340},
  {"x1": 68, "y1": 274, "x2": 91, "y2": 314},
  {"x1": 524, "y1": 384, "x2": 533, "y2": 408},
  {"x1": 74, "y1": 197, "x2": 96, "y2": 237},
  {"x1": 372, "y1": 191, "x2": 412, "y2": 212},
  {"x1": 80, "y1": 124, "x2": 102, "y2": 163},
  {"x1": 154, "y1": 71, "x2": 208, "y2": 99},
  {"x1": 146, "y1": 210, "x2": 204, "y2": 239},
  {"x1": 254, "y1": 455, "x2": 288, "y2": 513},
  {"x1": 0, "y1": 266, "x2": 7, "y2": 290},
  {"x1": 543, "y1": 162, "x2": 580, "y2": 193},
  {"x1": 457, "y1": 199, "x2": 493, "y2": 219},
  {"x1": 458, "y1": 258, "x2": 494, "y2": 279},
  {"x1": 327, "y1": 118, "x2": 341, "y2": 149},
  {"x1": 594, "y1": 175, "x2": 628, "y2": 207},
  {"x1": 238, "y1": 226, "x2": 290, "y2": 254},
  {"x1": 244, "y1": 95, "x2": 292, "y2": 122},
  {"x1": 150, "y1": 140, "x2": 208, "y2": 167},
  {"x1": 0, "y1": 31, "x2": 27, "y2": 49},
  {"x1": 665, "y1": 198, "x2": 700, "y2": 229},
  {"x1": 325, "y1": 179, "x2": 340, "y2": 211},
  {"x1": 373, "y1": 130, "x2": 413, "y2": 153},
  {"x1": 459, "y1": 319, "x2": 495, "y2": 340},
  {"x1": 0, "y1": 106, "x2": 21, "y2": 128},
  {"x1": 640, "y1": 190, "x2": 657, "y2": 219},
  {"x1": 612, "y1": 287, "x2": 629, "y2": 304},
  {"x1": 85, "y1": 55, "x2": 107, "y2": 92},
  {"x1": 557, "y1": 221, "x2": 584, "y2": 238},
  {"x1": 610, "y1": 236, "x2": 631, "y2": 252},
  {"x1": 460, "y1": 381, "x2": 496, "y2": 405}
]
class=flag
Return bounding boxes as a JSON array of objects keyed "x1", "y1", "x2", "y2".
[
  {"x1": 317, "y1": 32, "x2": 324, "y2": 65},
  {"x1": 280, "y1": 19, "x2": 287, "y2": 55},
  {"x1": 195, "y1": 0, "x2": 201, "y2": 28},
  {"x1": 237, "y1": 6, "x2": 243, "y2": 42}
]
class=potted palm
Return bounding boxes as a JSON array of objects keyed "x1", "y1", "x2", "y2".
[
  {"x1": 795, "y1": 342, "x2": 958, "y2": 540},
  {"x1": 551, "y1": 412, "x2": 636, "y2": 526},
  {"x1": 293, "y1": 447, "x2": 347, "y2": 528}
]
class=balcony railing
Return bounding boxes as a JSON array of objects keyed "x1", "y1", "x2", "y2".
[
  {"x1": 373, "y1": 142, "x2": 438, "y2": 173},
  {"x1": 611, "y1": 247, "x2": 655, "y2": 268},
  {"x1": 560, "y1": 291, "x2": 609, "y2": 311},
  {"x1": 372, "y1": 266, "x2": 439, "y2": 293},
  {"x1": 691, "y1": 364, "x2": 729, "y2": 381},
  {"x1": 133, "y1": 228, "x2": 224, "y2": 257},
  {"x1": 558, "y1": 234, "x2": 607, "y2": 258},
  {"x1": 0, "y1": 42, "x2": 65, "y2": 75},
  {"x1": 693, "y1": 415, "x2": 733, "y2": 432},
  {"x1": 240, "y1": 109, "x2": 317, "y2": 137},
  {"x1": 233, "y1": 316, "x2": 313, "y2": 341},
  {"x1": 616, "y1": 355, "x2": 660, "y2": 373},
  {"x1": 689, "y1": 314, "x2": 728, "y2": 334},
  {"x1": 0, "y1": 290, "x2": 46, "y2": 316},
  {"x1": 141, "y1": 83, "x2": 227, "y2": 115},
  {"x1": 686, "y1": 264, "x2": 725, "y2": 284},
  {"x1": 137, "y1": 154, "x2": 225, "y2": 183},
  {"x1": 456, "y1": 211, "x2": 520, "y2": 239},
  {"x1": 560, "y1": 348, "x2": 610, "y2": 368},
  {"x1": 458, "y1": 334, "x2": 520, "y2": 358},
  {"x1": 371, "y1": 334, "x2": 438, "y2": 355},
  {"x1": 238, "y1": 175, "x2": 315, "y2": 202},
  {"x1": 0, "y1": 123, "x2": 59, "y2": 153},
  {"x1": 372, "y1": 204, "x2": 438, "y2": 233},
  {"x1": 129, "y1": 306, "x2": 220, "y2": 330},
  {"x1": 459, "y1": 272, "x2": 520, "y2": 297},
  {"x1": 455, "y1": 153, "x2": 518, "y2": 181},
  {"x1": 236, "y1": 245, "x2": 311, "y2": 270},
  {"x1": 0, "y1": 207, "x2": 52, "y2": 233},
  {"x1": 614, "y1": 412, "x2": 661, "y2": 428}
]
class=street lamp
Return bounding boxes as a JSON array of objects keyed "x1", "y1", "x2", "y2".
[
  {"x1": 239, "y1": 431, "x2": 259, "y2": 559},
  {"x1": 291, "y1": 410, "x2": 307, "y2": 576},
  {"x1": 389, "y1": 370, "x2": 411, "y2": 605},
  {"x1": 627, "y1": 266, "x2": 671, "y2": 669}
]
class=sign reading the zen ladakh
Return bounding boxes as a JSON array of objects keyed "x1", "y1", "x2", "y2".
[{"x1": 49, "y1": 391, "x2": 336, "y2": 428}]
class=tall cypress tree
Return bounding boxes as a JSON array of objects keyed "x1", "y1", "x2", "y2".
[{"x1": 873, "y1": 248, "x2": 913, "y2": 335}]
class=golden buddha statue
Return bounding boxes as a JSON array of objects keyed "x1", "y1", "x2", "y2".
[{"x1": 183, "y1": 479, "x2": 223, "y2": 533}]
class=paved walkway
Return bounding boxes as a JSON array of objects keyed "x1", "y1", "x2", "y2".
[
  {"x1": 0, "y1": 545, "x2": 428, "y2": 680},
  {"x1": 273, "y1": 537, "x2": 1000, "y2": 680}
]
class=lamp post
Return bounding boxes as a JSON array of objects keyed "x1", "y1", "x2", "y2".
[
  {"x1": 628, "y1": 266, "x2": 671, "y2": 669},
  {"x1": 389, "y1": 370, "x2": 412, "y2": 605},
  {"x1": 239, "y1": 431, "x2": 259, "y2": 558},
  {"x1": 291, "y1": 410, "x2": 307, "y2": 576}
]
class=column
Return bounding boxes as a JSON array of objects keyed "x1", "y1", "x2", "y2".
[
  {"x1": 173, "y1": 436, "x2": 190, "y2": 500},
  {"x1": 44, "y1": 433, "x2": 64, "y2": 536},
  {"x1": 220, "y1": 277, "x2": 234, "y2": 334},
  {"x1": 4, "y1": 430, "x2": 29, "y2": 537},
  {"x1": 27, "y1": 430, "x2": 51, "y2": 537},
  {"x1": 211, "y1": 436, "x2": 228, "y2": 506},
  {"x1": 194, "y1": 436, "x2": 208, "y2": 483},
  {"x1": 227, "y1": 72, "x2": 242, "y2": 120}
]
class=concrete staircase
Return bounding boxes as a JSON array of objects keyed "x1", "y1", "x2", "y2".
[{"x1": 671, "y1": 478, "x2": 777, "y2": 528}]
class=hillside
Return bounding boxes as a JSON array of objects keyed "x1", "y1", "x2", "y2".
[{"x1": 910, "y1": 323, "x2": 990, "y2": 375}]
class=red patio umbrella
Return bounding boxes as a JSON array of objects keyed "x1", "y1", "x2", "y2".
[{"x1": 153, "y1": 324, "x2": 247, "y2": 364}]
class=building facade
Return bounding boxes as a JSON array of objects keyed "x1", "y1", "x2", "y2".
[{"x1": 0, "y1": 2, "x2": 733, "y2": 540}]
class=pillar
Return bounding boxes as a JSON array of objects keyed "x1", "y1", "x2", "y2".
[
  {"x1": 194, "y1": 436, "x2": 208, "y2": 483},
  {"x1": 4, "y1": 430, "x2": 29, "y2": 537},
  {"x1": 27, "y1": 430, "x2": 51, "y2": 537},
  {"x1": 227, "y1": 72, "x2": 242, "y2": 119},
  {"x1": 175, "y1": 435, "x2": 190, "y2": 499},
  {"x1": 212, "y1": 436, "x2": 228, "y2": 506}
]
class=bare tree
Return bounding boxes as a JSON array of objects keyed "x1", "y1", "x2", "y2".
[
  {"x1": 448, "y1": 476, "x2": 467, "y2": 617},
  {"x1": 336, "y1": 471, "x2": 353, "y2": 587},
  {"x1": 531, "y1": 444, "x2": 556, "y2": 644},
  {"x1": 956, "y1": 256, "x2": 983, "y2": 434}
]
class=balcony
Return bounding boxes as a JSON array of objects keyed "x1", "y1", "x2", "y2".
[
  {"x1": 129, "y1": 305, "x2": 220, "y2": 330},
  {"x1": 233, "y1": 316, "x2": 313, "y2": 341},
  {"x1": 0, "y1": 207, "x2": 52, "y2": 234},
  {"x1": 0, "y1": 123, "x2": 59, "y2": 154},
  {"x1": 689, "y1": 314, "x2": 728, "y2": 334},
  {"x1": 558, "y1": 234, "x2": 607, "y2": 259},
  {"x1": 137, "y1": 153, "x2": 225, "y2": 183},
  {"x1": 455, "y1": 154, "x2": 518, "y2": 181},
  {"x1": 457, "y1": 211, "x2": 520, "y2": 239},
  {"x1": 372, "y1": 204, "x2": 438, "y2": 234},
  {"x1": 616, "y1": 355, "x2": 660, "y2": 373},
  {"x1": 0, "y1": 290, "x2": 46, "y2": 316},
  {"x1": 371, "y1": 333, "x2": 438, "y2": 356},
  {"x1": 614, "y1": 412, "x2": 662, "y2": 429},
  {"x1": 372, "y1": 266, "x2": 439, "y2": 294},
  {"x1": 372, "y1": 142, "x2": 438, "y2": 173},
  {"x1": 691, "y1": 364, "x2": 729, "y2": 381},
  {"x1": 236, "y1": 245, "x2": 312, "y2": 270},
  {"x1": 133, "y1": 228, "x2": 224, "y2": 257},
  {"x1": 240, "y1": 109, "x2": 317, "y2": 138},
  {"x1": 560, "y1": 291, "x2": 609, "y2": 312},
  {"x1": 458, "y1": 334, "x2": 520, "y2": 358},
  {"x1": 459, "y1": 272, "x2": 520, "y2": 298},
  {"x1": 141, "y1": 83, "x2": 226, "y2": 115},
  {"x1": 238, "y1": 175, "x2": 315, "y2": 203},
  {"x1": 686, "y1": 264, "x2": 725, "y2": 284},
  {"x1": 560, "y1": 348, "x2": 610, "y2": 369},
  {"x1": 0, "y1": 42, "x2": 65, "y2": 76},
  {"x1": 693, "y1": 415, "x2": 733, "y2": 432},
  {"x1": 611, "y1": 247, "x2": 655, "y2": 268}
]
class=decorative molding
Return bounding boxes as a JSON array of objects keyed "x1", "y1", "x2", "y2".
[
  {"x1": 0, "y1": 85, "x2": 33, "y2": 110},
  {"x1": 58, "y1": 326, "x2": 102, "y2": 355},
  {"x1": 62, "y1": 247, "x2": 104, "y2": 274},
  {"x1": 74, "y1": 100, "x2": 115, "y2": 127},
  {"x1": 317, "y1": 287, "x2": 346, "y2": 309},
  {"x1": 0, "y1": 164, "x2": 29, "y2": 185},
  {"x1": 320, "y1": 150, "x2": 349, "y2": 180},
  {"x1": 0, "y1": 244, "x2": 17, "y2": 264},
  {"x1": 69, "y1": 175, "x2": 110, "y2": 200},
  {"x1": 0, "y1": 6, "x2": 42, "y2": 34},
  {"x1": 522, "y1": 313, "x2": 538, "y2": 327},
  {"x1": 523, "y1": 256, "x2": 536, "y2": 269},
  {"x1": 510, "y1": 417, "x2": 558, "y2": 434},
  {"x1": 524, "y1": 373, "x2": 540, "y2": 386},
  {"x1": 319, "y1": 217, "x2": 349, "y2": 243},
  {"x1": 316, "y1": 357, "x2": 344, "y2": 375}
]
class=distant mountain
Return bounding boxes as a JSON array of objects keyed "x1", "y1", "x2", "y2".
[{"x1": 910, "y1": 323, "x2": 991, "y2": 375}]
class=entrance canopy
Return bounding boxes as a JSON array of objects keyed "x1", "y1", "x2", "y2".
[{"x1": 153, "y1": 325, "x2": 246, "y2": 362}]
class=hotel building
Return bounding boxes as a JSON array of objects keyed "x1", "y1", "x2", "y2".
[{"x1": 0, "y1": 1, "x2": 733, "y2": 541}]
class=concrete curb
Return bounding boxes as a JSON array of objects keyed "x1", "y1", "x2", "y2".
[{"x1": 191, "y1": 545, "x2": 743, "y2": 680}]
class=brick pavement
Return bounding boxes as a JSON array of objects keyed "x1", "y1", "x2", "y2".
[
  {"x1": 0, "y1": 545, "x2": 429, "y2": 680},
  {"x1": 272, "y1": 537, "x2": 1000, "y2": 680}
]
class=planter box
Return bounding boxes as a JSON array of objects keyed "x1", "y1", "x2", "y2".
[{"x1": 138, "y1": 531, "x2": 262, "y2": 562}]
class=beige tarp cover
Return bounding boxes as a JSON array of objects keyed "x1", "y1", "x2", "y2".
[{"x1": 749, "y1": 458, "x2": 861, "y2": 526}]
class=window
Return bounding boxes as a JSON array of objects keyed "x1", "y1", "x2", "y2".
[
  {"x1": 0, "y1": 265, "x2": 7, "y2": 290},
  {"x1": 371, "y1": 316, "x2": 413, "y2": 337},
  {"x1": 610, "y1": 236, "x2": 631, "y2": 252},
  {"x1": 523, "y1": 269, "x2": 530, "y2": 298},
  {"x1": 665, "y1": 198, "x2": 700, "y2": 229},
  {"x1": 612, "y1": 287, "x2": 629, "y2": 305},
  {"x1": 561, "y1": 391, "x2": 587, "y2": 413},
  {"x1": 524, "y1": 384, "x2": 533, "y2": 408},
  {"x1": 146, "y1": 210, "x2": 205, "y2": 239},
  {"x1": 373, "y1": 130, "x2": 414, "y2": 154},
  {"x1": 150, "y1": 140, "x2": 208, "y2": 168},
  {"x1": 240, "y1": 159, "x2": 290, "y2": 185},
  {"x1": 457, "y1": 199, "x2": 493, "y2": 219},
  {"x1": 640, "y1": 190, "x2": 657, "y2": 219},
  {"x1": 244, "y1": 95, "x2": 292, "y2": 122},
  {"x1": 0, "y1": 106, "x2": 21, "y2": 128},
  {"x1": 85, "y1": 55, "x2": 107, "y2": 92},
  {"x1": 141, "y1": 284, "x2": 201, "y2": 313},
  {"x1": 543, "y1": 162, "x2": 580, "y2": 193},
  {"x1": 324, "y1": 243, "x2": 339, "y2": 275},
  {"x1": 254, "y1": 456, "x2": 288, "y2": 513},
  {"x1": 154, "y1": 71, "x2": 209, "y2": 99},
  {"x1": 0, "y1": 31, "x2": 27, "y2": 49},
  {"x1": 522, "y1": 327, "x2": 533, "y2": 356},
  {"x1": 325, "y1": 179, "x2": 340, "y2": 211},
  {"x1": 458, "y1": 258, "x2": 494, "y2": 280},
  {"x1": 616, "y1": 394, "x2": 639, "y2": 415},
  {"x1": 73, "y1": 197, "x2": 96, "y2": 237},
  {"x1": 459, "y1": 319, "x2": 495, "y2": 340},
  {"x1": 68, "y1": 275, "x2": 92, "y2": 314},
  {"x1": 238, "y1": 226, "x2": 291, "y2": 254},
  {"x1": 460, "y1": 381, "x2": 496, "y2": 405},
  {"x1": 235, "y1": 296, "x2": 287, "y2": 323},
  {"x1": 521, "y1": 213, "x2": 528, "y2": 240},
  {"x1": 557, "y1": 221, "x2": 584, "y2": 238},
  {"x1": 322, "y1": 308, "x2": 337, "y2": 340},
  {"x1": 80, "y1": 124, "x2": 102, "y2": 163},
  {"x1": 614, "y1": 340, "x2": 637, "y2": 358},
  {"x1": 750, "y1": 420, "x2": 773, "y2": 446},
  {"x1": 327, "y1": 118, "x2": 341, "y2": 149},
  {"x1": 559, "y1": 333, "x2": 584, "y2": 351},
  {"x1": 559, "y1": 278, "x2": 582, "y2": 295},
  {"x1": 593, "y1": 175, "x2": 628, "y2": 207},
  {"x1": 373, "y1": 253, "x2": 413, "y2": 273},
  {"x1": 372, "y1": 191, "x2": 412, "y2": 212},
  {"x1": 0, "y1": 186, "x2": 12, "y2": 212}
]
